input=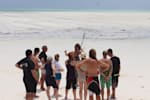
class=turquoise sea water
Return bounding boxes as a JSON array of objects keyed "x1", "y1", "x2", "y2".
[{"x1": 0, "y1": 8, "x2": 150, "y2": 13}]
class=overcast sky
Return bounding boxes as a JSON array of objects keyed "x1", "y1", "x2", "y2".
[{"x1": 0, "y1": 0, "x2": 150, "y2": 10}]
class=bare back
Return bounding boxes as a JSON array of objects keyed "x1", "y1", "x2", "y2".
[{"x1": 76, "y1": 58, "x2": 109, "y2": 76}]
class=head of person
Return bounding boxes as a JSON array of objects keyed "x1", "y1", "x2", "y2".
[
  {"x1": 34, "y1": 47, "x2": 40, "y2": 55},
  {"x1": 102, "y1": 51, "x2": 107, "y2": 58},
  {"x1": 89, "y1": 49, "x2": 97, "y2": 60},
  {"x1": 107, "y1": 48, "x2": 113, "y2": 57},
  {"x1": 47, "y1": 56, "x2": 53, "y2": 64},
  {"x1": 25, "y1": 49, "x2": 32, "y2": 58},
  {"x1": 54, "y1": 54, "x2": 60, "y2": 61},
  {"x1": 42, "y1": 45, "x2": 48, "y2": 52},
  {"x1": 74, "y1": 43, "x2": 81, "y2": 55}
]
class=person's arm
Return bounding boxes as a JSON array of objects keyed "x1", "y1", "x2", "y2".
[
  {"x1": 31, "y1": 69, "x2": 39, "y2": 83},
  {"x1": 15, "y1": 58, "x2": 25, "y2": 70},
  {"x1": 57, "y1": 67, "x2": 64, "y2": 72},
  {"x1": 52, "y1": 64, "x2": 56, "y2": 76},
  {"x1": 101, "y1": 72, "x2": 106, "y2": 77},
  {"x1": 76, "y1": 59, "x2": 86, "y2": 69},
  {"x1": 76, "y1": 59, "x2": 87, "y2": 74},
  {"x1": 15, "y1": 64, "x2": 23, "y2": 70},
  {"x1": 98, "y1": 60, "x2": 109, "y2": 73}
]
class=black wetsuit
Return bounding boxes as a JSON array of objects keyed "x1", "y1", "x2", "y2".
[{"x1": 17, "y1": 57, "x2": 37, "y2": 93}]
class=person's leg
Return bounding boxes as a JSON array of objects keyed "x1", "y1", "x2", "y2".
[
  {"x1": 56, "y1": 80, "x2": 61, "y2": 96},
  {"x1": 40, "y1": 73, "x2": 45, "y2": 90},
  {"x1": 101, "y1": 88, "x2": 104, "y2": 100},
  {"x1": 106, "y1": 77, "x2": 111, "y2": 100},
  {"x1": 72, "y1": 79, "x2": 77, "y2": 100},
  {"x1": 79, "y1": 81, "x2": 83, "y2": 100},
  {"x1": 100, "y1": 76, "x2": 105, "y2": 100},
  {"x1": 84, "y1": 81, "x2": 87, "y2": 100},
  {"x1": 111, "y1": 87, "x2": 115, "y2": 99},
  {"x1": 96, "y1": 95, "x2": 101, "y2": 100},
  {"x1": 65, "y1": 80, "x2": 71, "y2": 99},
  {"x1": 111, "y1": 76, "x2": 118, "y2": 99},
  {"x1": 89, "y1": 91, "x2": 94, "y2": 100},
  {"x1": 73, "y1": 89, "x2": 77, "y2": 100},
  {"x1": 107, "y1": 88, "x2": 110, "y2": 100},
  {"x1": 65, "y1": 89, "x2": 69, "y2": 99},
  {"x1": 30, "y1": 93, "x2": 35, "y2": 100},
  {"x1": 26, "y1": 93, "x2": 30, "y2": 100},
  {"x1": 46, "y1": 86, "x2": 51, "y2": 100},
  {"x1": 26, "y1": 93, "x2": 33, "y2": 100},
  {"x1": 54, "y1": 88, "x2": 58, "y2": 100}
]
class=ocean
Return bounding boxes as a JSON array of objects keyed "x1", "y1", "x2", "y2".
[{"x1": 0, "y1": 10, "x2": 150, "y2": 40}]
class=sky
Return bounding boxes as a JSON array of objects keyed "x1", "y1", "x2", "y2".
[{"x1": 0, "y1": 0, "x2": 150, "y2": 10}]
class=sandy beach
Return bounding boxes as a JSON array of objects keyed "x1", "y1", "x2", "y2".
[
  {"x1": 0, "y1": 38, "x2": 150, "y2": 100},
  {"x1": 0, "y1": 11, "x2": 150, "y2": 100}
]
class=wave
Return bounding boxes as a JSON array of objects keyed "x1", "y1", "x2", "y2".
[
  {"x1": 0, "y1": 27, "x2": 150, "y2": 40},
  {"x1": 0, "y1": 12, "x2": 150, "y2": 40}
]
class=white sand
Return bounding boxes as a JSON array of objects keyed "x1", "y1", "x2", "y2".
[{"x1": 0, "y1": 38, "x2": 150, "y2": 100}]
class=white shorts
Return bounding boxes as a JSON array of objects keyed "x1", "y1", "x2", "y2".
[{"x1": 89, "y1": 90, "x2": 94, "y2": 96}]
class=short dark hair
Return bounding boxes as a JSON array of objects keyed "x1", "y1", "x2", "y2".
[
  {"x1": 54, "y1": 54, "x2": 60, "y2": 60},
  {"x1": 25, "y1": 49, "x2": 32, "y2": 57},
  {"x1": 103, "y1": 51, "x2": 107, "y2": 55},
  {"x1": 34, "y1": 48, "x2": 40, "y2": 54},
  {"x1": 107, "y1": 48, "x2": 113, "y2": 54},
  {"x1": 42, "y1": 45, "x2": 47, "y2": 50}
]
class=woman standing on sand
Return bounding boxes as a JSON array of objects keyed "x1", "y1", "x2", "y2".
[
  {"x1": 77, "y1": 52, "x2": 87, "y2": 100},
  {"x1": 53, "y1": 53, "x2": 64, "y2": 97},
  {"x1": 64, "y1": 52, "x2": 78, "y2": 100}
]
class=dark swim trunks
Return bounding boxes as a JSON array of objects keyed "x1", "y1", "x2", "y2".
[
  {"x1": 45, "y1": 76, "x2": 58, "y2": 89},
  {"x1": 66, "y1": 79, "x2": 77, "y2": 90},
  {"x1": 112, "y1": 76, "x2": 119, "y2": 88},
  {"x1": 87, "y1": 76, "x2": 100, "y2": 95},
  {"x1": 23, "y1": 78, "x2": 37, "y2": 93}
]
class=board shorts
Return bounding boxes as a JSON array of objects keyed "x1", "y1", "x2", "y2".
[
  {"x1": 87, "y1": 76, "x2": 100, "y2": 95},
  {"x1": 55, "y1": 73, "x2": 62, "y2": 80},
  {"x1": 66, "y1": 79, "x2": 77, "y2": 90},
  {"x1": 100, "y1": 75, "x2": 112, "y2": 89},
  {"x1": 23, "y1": 78, "x2": 37, "y2": 93},
  {"x1": 112, "y1": 75, "x2": 119, "y2": 88},
  {"x1": 45, "y1": 76, "x2": 58, "y2": 89}
]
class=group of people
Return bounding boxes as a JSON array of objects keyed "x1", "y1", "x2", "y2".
[{"x1": 15, "y1": 43, "x2": 120, "y2": 100}]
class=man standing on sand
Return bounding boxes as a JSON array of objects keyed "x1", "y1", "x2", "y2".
[
  {"x1": 31, "y1": 47, "x2": 42, "y2": 98},
  {"x1": 107, "y1": 48, "x2": 121, "y2": 99},
  {"x1": 76, "y1": 49, "x2": 110, "y2": 100},
  {"x1": 15, "y1": 49, "x2": 39, "y2": 100},
  {"x1": 39, "y1": 45, "x2": 48, "y2": 91},
  {"x1": 100, "y1": 51, "x2": 112, "y2": 100}
]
